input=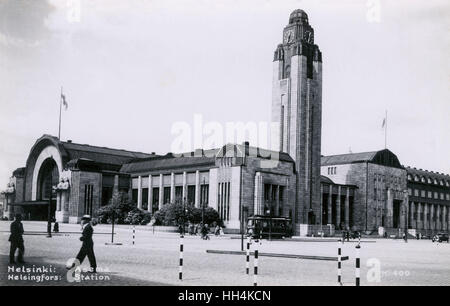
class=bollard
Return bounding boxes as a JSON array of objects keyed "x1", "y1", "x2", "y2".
[
  {"x1": 246, "y1": 236, "x2": 250, "y2": 275},
  {"x1": 253, "y1": 241, "x2": 258, "y2": 286},
  {"x1": 338, "y1": 240, "x2": 342, "y2": 285},
  {"x1": 179, "y1": 234, "x2": 184, "y2": 280},
  {"x1": 355, "y1": 244, "x2": 361, "y2": 286},
  {"x1": 132, "y1": 226, "x2": 135, "y2": 245}
]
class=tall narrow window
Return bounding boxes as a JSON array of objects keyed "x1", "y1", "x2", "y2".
[{"x1": 84, "y1": 184, "x2": 94, "y2": 215}]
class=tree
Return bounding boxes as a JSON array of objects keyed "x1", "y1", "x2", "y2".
[{"x1": 96, "y1": 191, "x2": 134, "y2": 224}]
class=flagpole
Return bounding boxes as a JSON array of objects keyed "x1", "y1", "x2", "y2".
[
  {"x1": 385, "y1": 110, "x2": 387, "y2": 149},
  {"x1": 58, "y1": 86, "x2": 63, "y2": 140}
]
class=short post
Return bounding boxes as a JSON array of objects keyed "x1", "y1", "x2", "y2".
[
  {"x1": 355, "y1": 243, "x2": 361, "y2": 286},
  {"x1": 246, "y1": 236, "x2": 251, "y2": 275},
  {"x1": 253, "y1": 239, "x2": 258, "y2": 286},
  {"x1": 179, "y1": 234, "x2": 184, "y2": 280},
  {"x1": 132, "y1": 225, "x2": 135, "y2": 245},
  {"x1": 338, "y1": 240, "x2": 342, "y2": 285}
]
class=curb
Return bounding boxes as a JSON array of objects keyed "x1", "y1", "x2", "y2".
[{"x1": 206, "y1": 249, "x2": 349, "y2": 261}]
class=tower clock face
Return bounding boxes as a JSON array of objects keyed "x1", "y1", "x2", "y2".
[
  {"x1": 283, "y1": 29, "x2": 294, "y2": 44},
  {"x1": 303, "y1": 30, "x2": 314, "y2": 43}
]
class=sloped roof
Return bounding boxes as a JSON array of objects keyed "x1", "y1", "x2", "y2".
[
  {"x1": 406, "y1": 166, "x2": 450, "y2": 181},
  {"x1": 61, "y1": 141, "x2": 154, "y2": 166},
  {"x1": 320, "y1": 175, "x2": 334, "y2": 184},
  {"x1": 120, "y1": 143, "x2": 295, "y2": 174},
  {"x1": 321, "y1": 149, "x2": 403, "y2": 169},
  {"x1": 120, "y1": 155, "x2": 216, "y2": 173}
]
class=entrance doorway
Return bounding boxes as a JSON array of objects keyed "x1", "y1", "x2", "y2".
[{"x1": 36, "y1": 158, "x2": 59, "y2": 221}]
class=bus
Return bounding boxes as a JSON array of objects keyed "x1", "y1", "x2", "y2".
[{"x1": 246, "y1": 215, "x2": 293, "y2": 239}]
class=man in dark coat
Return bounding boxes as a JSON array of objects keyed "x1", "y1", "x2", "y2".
[
  {"x1": 9, "y1": 213, "x2": 25, "y2": 264},
  {"x1": 75, "y1": 215, "x2": 97, "y2": 273}
]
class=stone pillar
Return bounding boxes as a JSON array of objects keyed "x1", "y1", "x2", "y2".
[
  {"x1": 387, "y1": 189, "x2": 394, "y2": 228},
  {"x1": 328, "y1": 185, "x2": 332, "y2": 225},
  {"x1": 56, "y1": 193, "x2": 61, "y2": 211},
  {"x1": 416, "y1": 203, "x2": 421, "y2": 230},
  {"x1": 195, "y1": 170, "x2": 200, "y2": 208},
  {"x1": 170, "y1": 173, "x2": 175, "y2": 204},
  {"x1": 182, "y1": 172, "x2": 187, "y2": 203},
  {"x1": 442, "y1": 205, "x2": 446, "y2": 230},
  {"x1": 56, "y1": 190, "x2": 69, "y2": 223},
  {"x1": 158, "y1": 174, "x2": 163, "y2": 209},
  {"x1": 430, "y1": 204, "x2": 435, "y2": 231},
  {"x1": 447, "y1": 205, "x2": 450, "y2": 231},
  {"x1": 345, "y1": 187, "x2": 350, "y2": 230},
  {"x1": 424, "y1": 204, "x2": 429, "y2": 230},
  {"x1": 148, "y1": 175, "x2": 152, "y2": 212},
  {"x1": 437, "y1": 205, "x2": 441, "y2": 230},
  {"x1": 410, "y1": 202, "x2": 415, "y2": 229},
  {"x1": 137, "y1": 176, "x2": 142, "y2": 209},
  {"x1": 111, "y1": 175, "x2": 118, "y2": 197},
  {"x1": 336, "y1": 186, "x2": 341, "y2": 228},
  {"x1": 254, "y1": 172, "x2": 263, "y2": 216}
]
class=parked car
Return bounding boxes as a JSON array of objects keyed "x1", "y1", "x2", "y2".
[{"x1": 432, "y1": 233, "x2": 449, "y2": 243}]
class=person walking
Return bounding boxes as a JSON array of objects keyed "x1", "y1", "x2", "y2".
[
  {"x1": 201, "y1": 223, "x2": 210, "y2": 240},
  {"x1": 75, "y1": 215, "x2": 97, "y2": 273},
  {"x1": 9, "y1": 213, "x2": 25, "y2": 264},
  {"x1": 53, "y1": 221, "x2": 59, "y2": 233}
]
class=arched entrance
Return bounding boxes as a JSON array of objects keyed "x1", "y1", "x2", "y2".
[{"x1": 25, "y1": 158, "x2": 59, "y2": 220}]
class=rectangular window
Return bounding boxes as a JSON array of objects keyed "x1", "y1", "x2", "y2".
[
  {"x1": 132, "y1": 189, "x2": 138, "y2": 205},
  {"x1": 142, "y1": 188, "x2": 148, "y2": 210},
  {"x1": 414, "y1": 189, "x2": 419, "y2": 197},
  {"x1": 152, "y1": 187, "x2": 159, "y2": 212},
  {"x1": 175, "y1": 186, "x2": 183, "y2": 204},
  {"x1": 200, "y1": 184, "x2": 209, "y2": 207},
  {"x1": 187, "y1": 185, "x2": 195, "y2": 206},
  {"x1": 163, "y1": 187, "x2": 171, "y2": 204},
  {"x1": 101, "y1": 187, "x2": 113, "y2": 206}
]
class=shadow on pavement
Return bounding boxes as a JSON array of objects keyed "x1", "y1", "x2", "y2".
[{"x1": 0, "y1": 255, "x2": 170, "y2": 286}]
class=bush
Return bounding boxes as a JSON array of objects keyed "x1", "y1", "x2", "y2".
[
  {"x1": 151, "y1": 202, "x2": 222, "y2": 227},
  {"x1": 124, "y1": 209, "x2": 152, "y2": 225}
]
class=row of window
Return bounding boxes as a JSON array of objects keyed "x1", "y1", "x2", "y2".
[
  {"x1": 408, "y1": 174, "x2": 450, "y2": 187},
  {"x1": 408, "y1": 188, "x2": 450, "y2": 201},
  {"x1": 129, "y1": 185, "x2": 210, "y2": 212},
  {"x1": 327, "y1": 167, "x2": 337, "y2": 175}
]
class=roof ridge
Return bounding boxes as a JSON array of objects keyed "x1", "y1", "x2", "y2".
[{"x1": 62, "y1": 141, "x2": 154, "y2": 157}]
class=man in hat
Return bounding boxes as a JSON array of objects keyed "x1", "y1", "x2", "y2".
[
  {"x1": 9, "y1": 213, "x2": 25, "y2": 264},
  {"x1": 75, "y1": 215, "x2": 97, "y2": 273}
]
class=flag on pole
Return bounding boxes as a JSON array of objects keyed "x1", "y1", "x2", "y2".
[
  {"x1": 381, "y1": 118, "x2": 386, "y2": 129},
  {"x1": 61, "y1": 93, "x2": 68, "y2": 110}
]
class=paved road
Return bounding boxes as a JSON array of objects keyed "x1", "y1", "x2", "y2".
[{"x1": 1, "y1": 221, "x2": 449, "y2": 286}]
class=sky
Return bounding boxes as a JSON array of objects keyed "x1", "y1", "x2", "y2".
[{"x1": 0, "y1": 0, "x2": 449, "y2": 189}]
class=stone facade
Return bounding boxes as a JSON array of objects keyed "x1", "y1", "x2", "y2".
[
  {"x1": 406, "y1": 167, "x2": 450, "y2": 236},
  {"x1": 271, "y1": 9, "x2": 322, "y2": 232}
]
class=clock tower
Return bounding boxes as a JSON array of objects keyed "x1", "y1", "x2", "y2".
[{"x1": 271, "y1": 9, "x2": 322, "y2": 231}]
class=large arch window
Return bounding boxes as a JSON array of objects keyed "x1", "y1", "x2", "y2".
[{"x1": 37, "y1": 158, "x2": 59, "y2": 201}]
